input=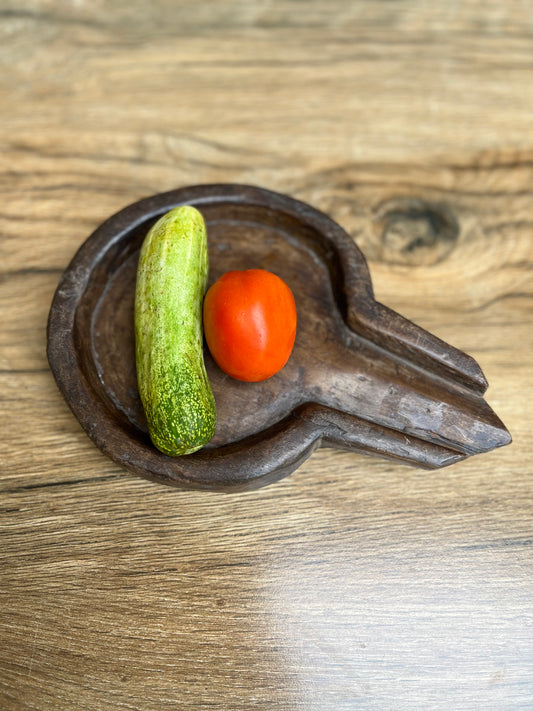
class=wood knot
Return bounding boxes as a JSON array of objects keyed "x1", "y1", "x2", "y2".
[{"x1": 374, "y1": 198, "x2": 459, "y2": 266}]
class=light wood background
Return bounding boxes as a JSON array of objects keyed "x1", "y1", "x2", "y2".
[{"x1": 1, "y1": 2, "x2": 532, "y2": 709}]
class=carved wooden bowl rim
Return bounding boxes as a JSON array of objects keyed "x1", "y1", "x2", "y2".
[{"x1": 47, "y1": 183, "x2": 379, "y2": 492}]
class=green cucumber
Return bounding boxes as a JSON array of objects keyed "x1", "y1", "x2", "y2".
[{"x1": 134, "y1": 205, "x2": 216, "y2": 456}]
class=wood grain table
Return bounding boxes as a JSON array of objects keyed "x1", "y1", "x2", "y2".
[{"x1": 1, "y1": 2, "x2": 532, "y2": 709}]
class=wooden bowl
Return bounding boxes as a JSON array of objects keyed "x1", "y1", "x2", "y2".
[{"x1": 47, "y1": 184, "x2": 511, "y2": 491}]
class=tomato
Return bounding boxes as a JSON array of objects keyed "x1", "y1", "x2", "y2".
[{"x1": 203, "y1": 269, "x2": 297, "y2": 382}]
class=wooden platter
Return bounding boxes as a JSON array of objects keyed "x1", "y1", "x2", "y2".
[{"x1": 47, "y1": 184, "x2": 511, "y2": 491}]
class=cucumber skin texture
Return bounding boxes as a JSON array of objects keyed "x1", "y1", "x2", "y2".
[{"x1": 134, "y1": 206, "x2": 216, "y2": 456}]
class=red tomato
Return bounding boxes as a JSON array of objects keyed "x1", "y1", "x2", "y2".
[{"x1": 203, "y1": 269, "x2": 297, "y2": 382}]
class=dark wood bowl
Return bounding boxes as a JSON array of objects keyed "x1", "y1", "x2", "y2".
[{"x1": 47, "y1": 184, "x2": 511, "y2": 491}]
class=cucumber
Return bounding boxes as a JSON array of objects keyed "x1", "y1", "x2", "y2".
[{"x1": 134, "y1": 206, "x2": 216, "y2": 456}]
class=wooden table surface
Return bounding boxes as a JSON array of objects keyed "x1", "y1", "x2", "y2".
[{"x1": 1, "y1": 2, "x2": 532, "y2": 709}]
